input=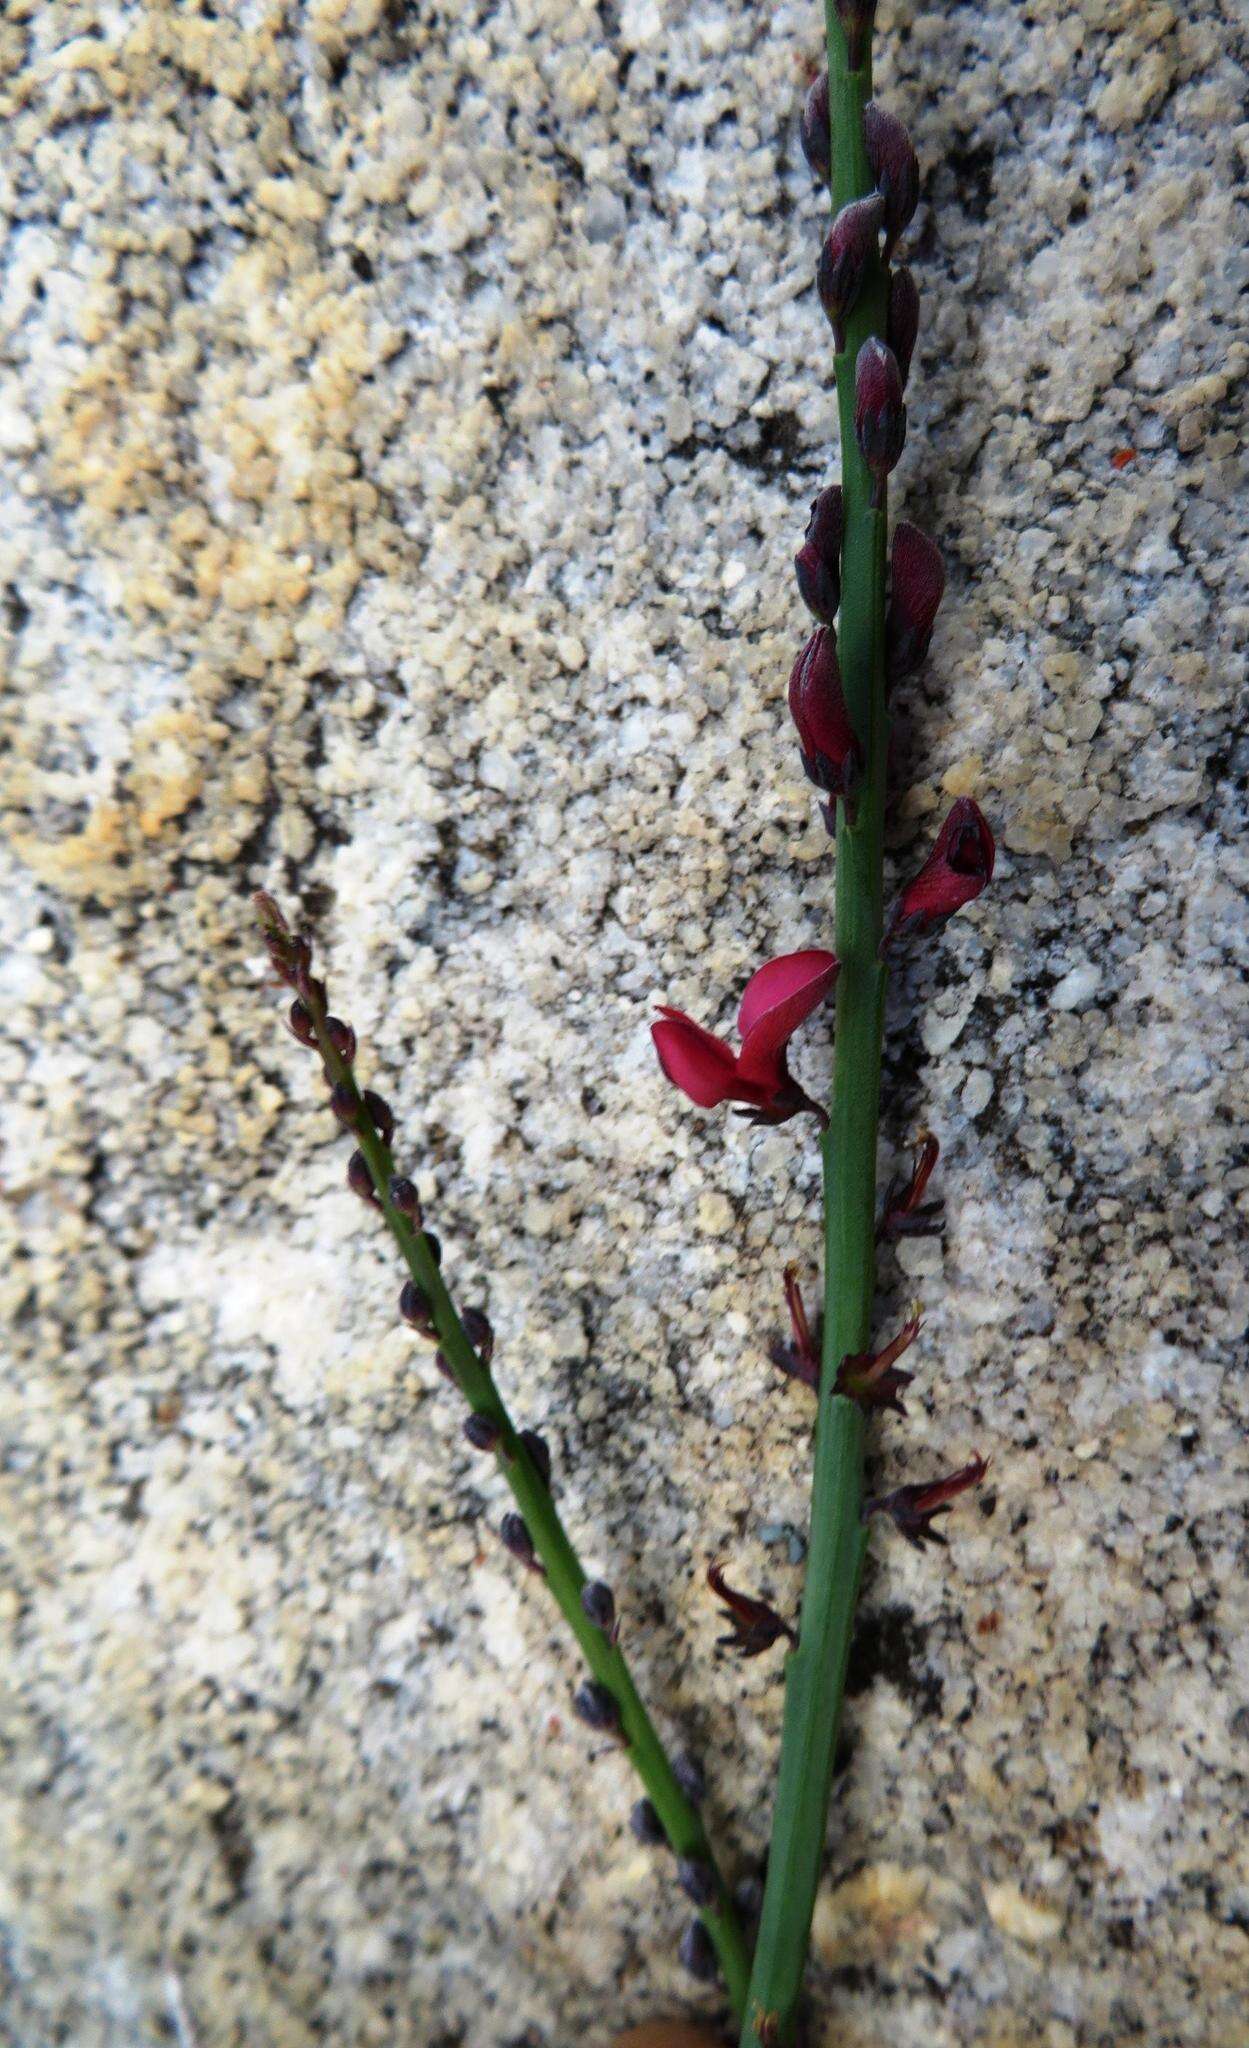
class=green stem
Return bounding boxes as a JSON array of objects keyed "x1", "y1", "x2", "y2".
[
  {"x1": 288, "y1": 958, "x2": 752, "y2": 2016},
  {"x1": 739, "y1": 11, "x2": 889, "y2": 2045}
]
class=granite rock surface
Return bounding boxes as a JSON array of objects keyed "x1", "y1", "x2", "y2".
[{"x1": 1, "y1": 2, "x2": 1247, "y2": 2045}]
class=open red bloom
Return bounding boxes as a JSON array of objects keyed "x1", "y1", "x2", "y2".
[
  {"x1": 652, "y1": 949, "x2": 838, "y2": 1125},
  {"x1": 883, "y1": 798, "x2": 995, "y2": 949}
]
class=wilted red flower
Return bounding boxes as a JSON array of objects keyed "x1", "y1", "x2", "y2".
[
  {"x1": 883, "y1": 798, "x2": 995, "y2": 948},
  {"x1": 864, "y1": 101, "x2": 919, "y2": 261},
  {"x1": 854, "y1": 337, "x2": 907, "y2": 504},
  {"x1": 768, "y1": 1263, "x2": 821, "y2": 1390},
  {"x1": 866, "y1": 1454, "x2": 988, "y2": 1548},
  {"x1": 788, "y1": 627, "x2": 861, "y2": 806},
  {"x1": 707, "y1": 1562, "x2": 797, "y2": 1657},
  {"x1": 652, "y1": 950, "x2": 839, "y2": 1125},
  {"x1": 835, "y1": 1310, "x2": 921, "y2": 1416},
  {"x1": 879, "y1": 1131, "x2": 941, "y2": 1240},
  {"x1": 887, "y1": 520, "x2": 945, "y2": 680},
  {"x1": 817, "y1": 193, "x2": 884, "y2": 354},
  {"x1": 794, "y1": 486, "x2": 843, "y2": 626}
]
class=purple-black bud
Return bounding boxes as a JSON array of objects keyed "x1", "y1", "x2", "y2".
[
  {"x1": 816, "y1": 193, "x2": 883, "y2": 354},
  {"x1": 422, "y1": 1230, "x2": 442, "y2": 1268},
  {"x1": 463, "y1": 1412, "x2": 501, "y2": 1452},
  {"x1": 433, "y1": 1348, "x2": 456, "y2": 1383},
  {"x1": 794, "y1": 485, "x2": 842, "y2": 625},
  {"x1": 854, "y1": 337, "x2": 906, "y2": 505},
  {"x1": 500, "y1": 1512, "x2": 535, "y2": 1567},
  {"x1": 581, "y1": 1580, "x2": 616, "y2": 1633},
  {"x1": 287, "y1": 999, "x2": 317, "y2": 1047},
  {"x1": 519, "y1": 1429, "x2": 551, "y2": 1488},
  {"x1": 734, "y1": 1872, "x2": 765, "y2": 1920},
  {"x1": 673, "y1": 1750, "x2": 706, "y2": 1806},
  {"x1": 329, "y1": 1082, "x2": 358, "y2": 1128},
  {"x1": 677, "y1": 1857, "x2": 718, "y2": 1908},
  {"x1": 887, "y1": 521, "x2": 945, "y2": 680},
  {"x1": 388, "y1": 1175, "x2": 422, "y2": 1222},
  {"x1": 887, "y1": 265, "x2": 920, "y2": 388},
  {"x1": 324, "y1": 1015, "x2": 357, "y2": 1062},
  {"x1": 461, "y1": 1307, "x2": 495, "y2": 1365},
  {"x1": 799, "y1": 71, "x2": 830, "y2": 184},
  {"x1": 678, "y1": 1918, "x2": 718, "y2": 1984},
  {"x1": 572, "y1": 1680, "x2": 621, "y2": 1734},
  {"x1": 630, "y1": 1797, "x2": 665, "y2": 1845},
  {"x1": 864, "y1": 101, "x2": 919, "y2": 261},
  {"x1": 835, "y1": 0, "x2": 878, "y2": 72},
  {"x1": 346, "y1": 1150, "x2": 378, "y2": 1206},
  {"x1": 360, "y1": 1089, "x2": 394, "y2": 1147},
  {"x1": 399, "y1": 1278, "x2": 436, "y2": 1336}
]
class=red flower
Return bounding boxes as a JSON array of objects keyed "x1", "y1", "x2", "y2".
[
  {"x1": 788, "y1": 627, "x2": 861, "y2": 806},
  {"x1": 768, "y1": 1263, "x2": 821, "y2": 1390},
  {"x1": 887, "y1": 520, "x2": 945, "y2": 680},
  {"x1": 652, "y1": 949, "x2": 839, "y2": 1125},
  {"x1": 707, "y1": 1562, "x2": 796, "y2": 1658},
  {"x1": 864, "y1": 101, "x2": 919, "y2": 262},
  {"x1": 794, "y1": 486, "x2": 843, "y2": 626},
  {"x1": 854, "y1": 337, "x2": 907, "y2": 506},
  {"x1": 866, "y1": 1454, "x2": 988, "y2": 1549},
  {"x1": 883, "y1": 798, "x2": 995, "y2": 948},
  {"x1": 817, "y1": 194, "x2": 884, "y2": 354}
]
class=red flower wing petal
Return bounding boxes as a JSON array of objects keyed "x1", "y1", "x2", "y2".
[
  {"x1": 651, "y1": 1011, "x2": 740, "y2": 1108},
  {"x1": 735, "y1": 949, "x2": 839, "y2": 1086}
]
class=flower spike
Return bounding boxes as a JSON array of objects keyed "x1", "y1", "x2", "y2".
[
  {"x1": 883, "y1": 798, "x2": 996, "y2": 949},
  {"x1": 652, "y1": 950, "x2": 838, "y2": 1125},
  {"x1": 768, "y1": 1263, "x2": 821, "y2": 1391},
  {"x1": 865, "y1": 1455, "x2": 988, "y2": 1548},
  {"x1": 707, "y1": 1563, "x2": 797, "y2": 1658}
]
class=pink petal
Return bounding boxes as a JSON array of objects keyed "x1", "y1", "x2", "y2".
[
  {"x1": 735, "y1": 949, "x2": 839, "y2": 1084},
  {"x1": 651, "y1": 1010, "x2": 739, "y2": 1108}
]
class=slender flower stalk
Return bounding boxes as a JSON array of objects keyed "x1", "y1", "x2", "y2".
[
  {"x1": 254, "y1": 895, "x2": 751, "y2": 2014},
  {"x1": 735, "y1": 10, "x2": 991, "y2": 2042}
]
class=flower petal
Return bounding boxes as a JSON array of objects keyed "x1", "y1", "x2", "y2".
[
  {"x1": 735, "y1": 949, "x2": 839, "y2": 1084},
  {"x1": 652, "y1": 1010, "x2": 739, "y2": 1108}
]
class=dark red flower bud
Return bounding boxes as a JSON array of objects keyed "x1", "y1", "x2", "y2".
[
  {"x1": 673, "y1": 1750, "x2": 706, "y2": 1806},
  {"x1": 255, "y1": 892, "x2": 310, "y2": 990},
  {"x1": 581, "y1": 1580, "x2": 617, "y2": 1633},
  {"x1": 519, "y1": 1429, "x2": 551, "y2": 1488},
  {"x1": 422, "y1": 1230, "x2": 442, "y2": 1268},
  {"x1": 346, "y1": 1149, "x2": 379, "y2": 1206},
  {"x1": 788, "y1": 627, "x2": 862, "y2": 805},
  {"x1": 287, "y1": 999, "x2": 317, "y2": 1047},
  {"x1": 388, "y1": 1175, "x2": 422, "y2": 1222},
  {"x1": 399, "y1": 1277, "x2": 436, "y2": 1336},
  {"x1": 768, "y1": 1263, "x2": 821, "y2": 1391},
  {"x1": 461, "y1": 1307, "x2": 495, "y2": 1365},
  {"x1": 707, "y1": 1561, "x2": 797, "y2": 1658},
  {"x1": 817, "y1": 194, "x2": 884, "y2": 353},
  {"x1": 835, "y1": 0, "x2": 878, "y2": 71},
  {"x1": 879, "y1": 1131, "x2": 941, "y2": 1240},
  {"x1": 883, "y1": 798, "x2": 996, "y2": 949},
  {"x1": 866, "y1": 1453, "x2": 988, "y2": 1548},
  {"x1": 501, "y1": 1511, "x2": 539, "y2": 1569},
  {"x1": 799, "y1": 70, "x2": 830, "y2": 182},
  {"x1": 794, "y1": 486, "x2": 843, "y2": 625},
  {"x1": 835, "y1": 1310, "x2": 921, "y2": 1416},
  {"x1": 864, "y1": 101, "x2": 919, "y2": 260},
  {"x1": 887, "y1": 520, "x2": 945, "y2": 680},
  {"x1": 678, "y1": 1857, "x2": 718, "y2": 1908},
  {"x1": 887, "y1": 265, "x2": 920, "y2": 388},
  {"x1": 433, "y1": 1348, "x2": 456, "y2": 1383},
  {"x1": 463, "y1": 1412, "x2": 501, "y2": 1452},
  {"x1": 854, "y1": 338, "x2": 906, "y2": 505},
  {"x1": 678, "y1": 1919, "x2": 718, "y2": 1983},
  {"x1": 324, "y1": 1015, "x2": 357, "y2": 1062},
  {"x1": 329, "y1": 1082, "x2": 359, "y2": 1128},
  {"x1": 572, "y1": 1679, "x2": 621, "y2": 1735},
  {"x1": 630, "y1": 1796, "x2": 665, "y2": 1844},
  {"x1": 360, "y1": 1089, "x2": 394, "y2": 1147}
]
